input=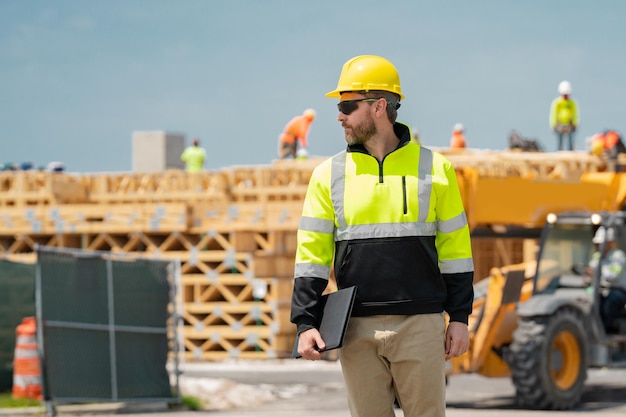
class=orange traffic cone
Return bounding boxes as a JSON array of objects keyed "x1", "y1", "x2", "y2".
[{"x1": 12, "y1": 317, "x2": 42, "y2": 401}]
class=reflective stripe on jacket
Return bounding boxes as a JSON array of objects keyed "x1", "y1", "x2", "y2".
[{"x1": 290, "y1": 122, "x2": 474, "y2": 334}]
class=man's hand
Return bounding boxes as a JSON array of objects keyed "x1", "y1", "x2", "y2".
[
  {"x1": 445, "y1": 321, "x2": 469, "y2": 360},
  {"x1": 297, "y1": 328, "x2": 326, "y2": 360}
]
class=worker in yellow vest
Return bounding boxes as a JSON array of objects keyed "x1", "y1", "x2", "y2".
[
  {"x1": 549, "y1": 80, "x2": 579, "y2": 151},
  {"x1": 180, "y1": 138, "x2": 206, "y2": 173},
  {"x1": 290, "y1": 55, "x2": 474, "y2": 417}
]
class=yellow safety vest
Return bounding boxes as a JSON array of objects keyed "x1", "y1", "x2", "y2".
[
  {"x1": 180, "y1": 146, "x2": 206, "y2": 173},
  {"x1": 550, "y1": 97, "x2": 579, "y2": 127}
]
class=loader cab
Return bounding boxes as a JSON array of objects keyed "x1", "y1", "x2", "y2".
[
  {"x1": 504, "y1": 211, "x2": 626, "y2": 410},
  {"x1": 533, "y1": 212, "x2": 599, "y2": 295},
  {"x1": 532, "y1": 211, "x2": 626, "y2": 337}
]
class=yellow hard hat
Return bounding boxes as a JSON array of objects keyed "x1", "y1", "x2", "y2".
[{"x1": 326, "y1": 55, "x2": 404, "y2": 100}]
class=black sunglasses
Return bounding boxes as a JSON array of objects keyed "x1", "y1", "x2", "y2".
[{"x1": 337, "y1": 98, "x2": 379, "y2": 115}]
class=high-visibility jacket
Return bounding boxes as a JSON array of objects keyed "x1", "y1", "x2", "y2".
[
  {"x1": 180, "y1": 145, "x2": 206, "y2": 173},
  {"x1": 290, "y1": 123, "x2": 474, "y2": 335},
  {"x1": 589, "y1": 248, "x2": 626, "y2": 291},
  {"x1": 550, "y1": 97, "x2": 579, "y2": 128},
  {"x1": 279, "y1": 115, "x2": 314, "y2": 148}
]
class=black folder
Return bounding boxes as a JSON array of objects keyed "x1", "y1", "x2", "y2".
[{"x1": 292, "y1": 285, "x2": 357, "y2": 358}]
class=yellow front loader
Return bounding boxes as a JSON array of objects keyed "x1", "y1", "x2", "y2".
[
  {"x1": 447, "y1": 211, "x2": 626, "y2": 410},
  {"x1": 443, "y1": 162, "x2": 626, "y2": 409},
  {"x1": 447, "y1": 262, "x2": 534, "y2": 379}
]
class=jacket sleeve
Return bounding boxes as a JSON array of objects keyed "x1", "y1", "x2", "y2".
[
  {"x1": 290, "y1": 277, "x2": 329, "y2": 334},
  {"x1": 572, "y1": 100, "x2": 579, "y2": 127},
  {"x1": 290, "y1": 161, "x2": 336, "y2": 334},
  {"x1": 433, "y1": 155, "x2": 474, "y2": 324},
  {"x1": 549, "y1": 98, "x2": 558, "y2": 128},
  {"x1": 442, "y1": 272, "x2": 474, "y2": 324}
]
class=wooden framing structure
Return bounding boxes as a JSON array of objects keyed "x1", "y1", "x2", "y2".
[{"x1": 0, "y1": 150, "x2": 619, "y2": 359}]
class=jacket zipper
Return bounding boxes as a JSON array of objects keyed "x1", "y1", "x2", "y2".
[{"x1": 402, "y1": 176, "x2": 407, "y2": 214}]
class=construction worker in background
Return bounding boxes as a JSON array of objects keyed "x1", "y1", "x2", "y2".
[
  {"x1": 450, "y1": 123, "x2": 467, "y2": 149},
  {"x1": 411, "y1": 127, "x2": 421, "y2": 144},
  {"x1": 549, "y1": 80, "x2": 579, "y2": 151},
  {"x1": 586, "y1": 226, "x2": 626, "y2": 333},
  {"x1": 180, "y1": 137, "x2": 206, "y2": 173},
  {"x1": 278, "y1": 108, "x2": 316, "y2": 159},
  {"x1": 291, "y1": 54, "x2": 474, "y2": 417},
  {"x1": 589, "y1": 130, "x2": 626, "y2": 172}
]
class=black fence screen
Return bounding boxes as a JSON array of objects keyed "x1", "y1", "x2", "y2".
[
  {"x1": 0, "y1": 260, "x2": 36, "y2": 392},
  {"x1": 35, "y1": 247, "x2": 180, "y2": 406}
]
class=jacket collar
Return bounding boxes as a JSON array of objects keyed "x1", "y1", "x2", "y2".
[{"x1": 347, "y1": 122, "x2": 412, "y2": 153}]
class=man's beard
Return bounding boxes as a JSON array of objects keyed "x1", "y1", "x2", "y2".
[{"x1": 345, "y1": 116, "x2": 377, "y2": 146}]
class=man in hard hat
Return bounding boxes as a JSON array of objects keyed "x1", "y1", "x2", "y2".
[
  {"x1": 278, "y1": 108, "x2": 316, "y2": 159},
  {"x1": 180, "y1": 137, "x2": 206, "y2": 173},
  {"x1": 586, "y1": 226, "x2": 626, "y2": 333},
  {"x1": 549, "y1": 80, "x2": 579, "y2": 151},
  {"x1": 290, "y1": 55, "x2": 474, "y2": 417},
  {"x1": 450, "y1": 123, "x2": 467, "y2": 149}
]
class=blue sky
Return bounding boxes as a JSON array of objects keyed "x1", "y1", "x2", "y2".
[{"x1": 1, "y1": 1, "x2": 625, "y2": 172}]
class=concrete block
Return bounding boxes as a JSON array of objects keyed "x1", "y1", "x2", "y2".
[{"x1": 132, "y1": 131, "x2": 186, "y2": 172}]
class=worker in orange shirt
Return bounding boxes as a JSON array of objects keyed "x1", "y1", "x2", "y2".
[
  {"x1": 450, "y1": 123, "x2": 467, "y2": 149},
  {"x1": 278, "y1": 108, "x2": 316, "y2": 159},
  {"x1": 590, "y1": 130, "x2": 626, "y2": 171}
]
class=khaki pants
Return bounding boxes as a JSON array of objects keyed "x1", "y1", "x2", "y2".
[{"x1": 339, "y1": 314, "x2": 446, "y2": 417}]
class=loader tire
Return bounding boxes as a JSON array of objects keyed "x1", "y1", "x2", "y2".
[{"x1": 505, "y1": 308, "x2": 587, "y2": 410}]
